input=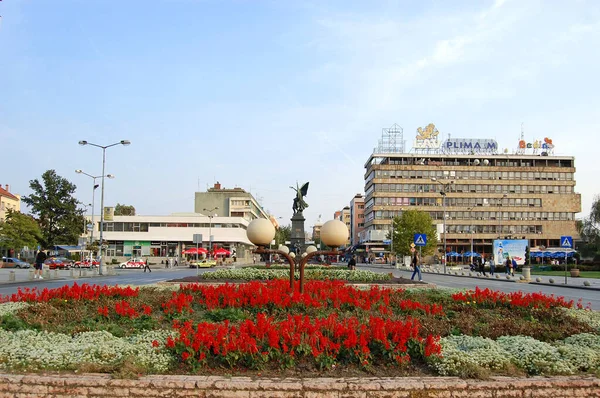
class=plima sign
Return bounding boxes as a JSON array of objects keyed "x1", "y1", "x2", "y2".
[{"x1": 442, "y1": 139, "x2": 498, "y2": 154}]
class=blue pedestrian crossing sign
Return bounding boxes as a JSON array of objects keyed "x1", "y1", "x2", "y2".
[
  {"x1": 414, "y1": 234, "x2": 427, "y2": 246},
  {"x1": 560, "y1": 236, "x2": 573, "y2": 248}
]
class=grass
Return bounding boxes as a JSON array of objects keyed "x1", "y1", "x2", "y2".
[{"x1": 524, "y1": 271, "x2": 600, "y2": 279}]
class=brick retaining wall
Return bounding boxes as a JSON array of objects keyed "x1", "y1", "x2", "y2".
[{"x1": 0, "y1": 373, "x2": 598, "y2": 397}]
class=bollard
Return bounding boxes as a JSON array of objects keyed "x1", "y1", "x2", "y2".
[
  {"x1": 521, "y1": 266, "x2": 531, "y2": 281},
  {"x1": 70, "y1": 269, "x2": 74, "y2": 278},
  {"x1": 29, "y1": 270, "x2": 35, "y2": 280},
  {"x1": 9, "y1": 271, "x2": 16, "y2": 282},
  {"x1": 53, "y1": 270, "x2": 59, "y2": 279},
  {"x1": 82, "y1": 270, "x2": 88, "y2": 277},
  {"x1": 44, "y1": 270, "x2": 50, "y2": 279}
]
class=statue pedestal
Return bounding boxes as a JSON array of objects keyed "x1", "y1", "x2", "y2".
[{"x1": 290, "y1": 212, "x2": 306, "y2": 255}]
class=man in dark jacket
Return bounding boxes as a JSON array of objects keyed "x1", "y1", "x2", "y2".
[
  {"x1": 348, "y1": 255, "x2": 357, "y2": 270},
  {"x1": 34, "y1": 250, "x2": 47, "y2": 279}
]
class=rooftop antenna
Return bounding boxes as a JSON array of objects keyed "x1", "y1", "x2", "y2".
[{"x1": 520, "y1": 122, "x2": 524, "y2": 141}]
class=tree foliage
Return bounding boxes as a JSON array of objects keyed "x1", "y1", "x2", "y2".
[
  {"x1": 275, "y1": 225, "x2": 291, "y2": 246},
  {"x1": 114, "y1": 203, "x2": 136, "y2": 216},
  {"x1": 22, "y1": 170, "x2": 85, "y2": 247},
  {"x1": 578, "y1": 195, "x2": 600, "y2": 258},
  {"x1": 0, "y1": 210, "x2": 42, "y2": 252},
  {"x1": 389, "y1": 210, "x2": 438, "y2": 257}
]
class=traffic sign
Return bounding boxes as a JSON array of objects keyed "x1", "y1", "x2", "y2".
[
  {"x1": 383, "y1": 239, "x2": 391, "y2": 244},
  {"x1": 414, "y1": 234, "x2": 427, "y2": 246},
  {"x1": 560, "y1": 236, "x2": 573, "y2": 248},
  {"x1": 410, "y1": 243, "x2": 416, "y2": 248}
]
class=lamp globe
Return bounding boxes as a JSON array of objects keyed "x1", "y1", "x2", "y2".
[
  {"x1": 278, "y1": 245, "x2": 290, "y2": 254},
  {"x1": 301, "y1": 252, "x2": 307, "y2": 258},
  {"x1": 247, "y1": 219, "x2": 276, "y2": 246},
  {"x1": 320, "y1": 220, "x2": 349, "y2": 248},
  {"x1": 289, "y1": 252, "x2": 296, "y2": 258},
  {"x1": 306, "y1": 245, "x2": 317, "y2": 254}
]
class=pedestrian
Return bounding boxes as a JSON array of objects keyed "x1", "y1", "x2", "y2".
[
  {"x1": 511, "y1": 257, "x2": 517, "y2": 276},
  {"x1": 410, "y1": 251, "x2": 422, "y2": 282},
  {"x1": 348, "y1": 255, "x2": 357, "y2": 270},
  {"x1": 506, "y1": 257, "x2": 512, "y2": 275},
  {"x1": 478, "y1": 256, "x2": 486, "y2": 276},
  {"x1": 489, "y1": 257, "x2": 495, "y2": 275},
  {"x1": 143, "y1": 258, "x2": 151, "y2": 273},
  {"x1": 34, "y1": 249, "x2": 47, "y2": 279}
]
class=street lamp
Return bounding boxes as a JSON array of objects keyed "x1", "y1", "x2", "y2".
[
  {"x1": 79, "y1": 140, "x2": 130, "y2": 275},
  {"x1": 467, "y1": 206, "x2": 475, "y2": 264},
  {"x1": 75, "y1": 170, "x2": 115, "y2": 255},
  {"x1": 203, "y1": 207, "x2": 219, "y2": 258},
  {"x1": 431, "y1": 178, "x2": 453, "y2": 274}
]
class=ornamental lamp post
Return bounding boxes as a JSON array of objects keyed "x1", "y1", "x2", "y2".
[{"x1": 78, "y1": 140, "x2": 130, "y2": 275}]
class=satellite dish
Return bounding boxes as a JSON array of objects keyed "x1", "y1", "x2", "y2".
[
  {"x1": 473, "y1": 159, "x2": 480, "y2": 166},
  {"x1": 483, "y1": 159, "x2": 489, "y2": 166}
]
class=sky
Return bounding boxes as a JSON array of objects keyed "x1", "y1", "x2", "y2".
[{"x1": 1, "y1": 0, "x2": 599, "y2": 229}]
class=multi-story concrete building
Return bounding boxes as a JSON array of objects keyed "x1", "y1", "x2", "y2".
[
  {"x1": 349, "y1": 194, "x2": 365, "y2": 246},
  {"x1": 360, "y1": 124, "x2": 580, "y2": 256},
  {"x1": 194, "y1": 182, "x2": 269, "y2": 220},
  {"x1": 0, "y1": 185, "x2": 20, "y2": 222}
]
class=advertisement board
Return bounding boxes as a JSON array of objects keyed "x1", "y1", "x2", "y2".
[{"x1": 493, "y1": 239, "x2": 528, "y2": 266}]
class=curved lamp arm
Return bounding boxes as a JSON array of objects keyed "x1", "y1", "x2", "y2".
[
  {"x1": 298, "y1": 249, "x2": 342, "y2": 293},
  {"x1": 252, "y1": 246, "x2": 297, "y2": 290}
]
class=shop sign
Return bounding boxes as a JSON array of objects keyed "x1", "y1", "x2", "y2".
[
  {"x1": 517, "y1": 137, "x2": 554, "y2": 154},
  {"x1": 442, "y1": 139, "x2": 498, "y2": 154}
]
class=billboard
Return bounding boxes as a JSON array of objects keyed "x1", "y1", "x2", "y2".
[
  {"x1": 493, "y1": 239, "x2": 528, "y2": 266},
  {"x1": 103, "y1": 207, "x2": 115, "y2": 221}
]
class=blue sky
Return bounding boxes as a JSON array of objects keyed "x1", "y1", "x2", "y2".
[{"x1": 1, "y1": 0, "x2": 599, "y2": 228}]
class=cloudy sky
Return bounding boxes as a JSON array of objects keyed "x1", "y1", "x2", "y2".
[{"x1": 1, "y1": 0, "x2": 599, "y2": 228}]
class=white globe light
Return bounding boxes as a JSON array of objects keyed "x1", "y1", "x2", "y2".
[
  {"x1": 306, "y1": 245, "x2": 317, "y2": 254},
  {"x1": 289, "y1": 252, "x2": 296, "y2": 258},
  {"x1": 301, "y1": 253, "x2": 307, "y2": 258},
  {"x1": 320, "y1": 220, "x2": 349, "y2": 248},
  {"x1": 483, "y1": 159, "x2": 489, "y2": 166},
  {"x1": 246, "y1": 219, "x2": 276, "y2": 246},
  {"x1": 278, "y1": 245, "x2": 290, "y2": 254}
]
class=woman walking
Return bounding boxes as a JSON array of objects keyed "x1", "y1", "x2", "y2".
[{"x1": 411, "y1": 251, "x2": 422, "y2": 282}]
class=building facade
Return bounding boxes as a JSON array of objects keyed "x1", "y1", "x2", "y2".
[
  {"x1": 360, "y1": 124, "x2": 581, "y2": 257},
  {"x1": 194, "y1": 182, "x2": 269, "y2": 220},
  {"x1": 0, "y1": 185, "x2": 20, "y2": 222},
  {"x1": 349, "y1": 194, "x2": 365, "y2": 246}
]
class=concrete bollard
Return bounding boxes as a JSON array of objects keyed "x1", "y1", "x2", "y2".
[
  {"x1": 44, "y1": 270, "x2": 50, "y2": 279},
  {"x1": 82, "y1": 270, "x2": 88, "y2": 277},
  {"x1": 70, "y1": 269, "x2": 74, "y2": 278},
  {"x1": 29, "y1": 270, "x2": 35, "y2": 280},
  {"x1": 9, "y1": 271, "x2": 16, "y2": 282},
  {"x1": 53, "y1": 270, "x2": 59, "y2": 279}
]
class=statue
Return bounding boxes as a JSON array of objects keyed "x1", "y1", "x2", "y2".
[{"x1": 290, "y1": 182, "x2": 309, "y2": 214}]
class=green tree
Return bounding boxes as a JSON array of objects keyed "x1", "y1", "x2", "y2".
[
  {"x1": 22, "y1": 170, "x2": 85, "y2": 247},
  {"x1": 114, "y1": 203, "x2": 136, "y2": 216},
  {"x1": 275, "y1": 225, "x2": 291, "y2": 246},
  {"x1": 0, "y1": 210, "x2": 42, "y2": 253},
  {"x1": 389, "y1": 210, "x2": 438, "y2": 257},
  {"x1": 578, "y1": 195, "x2": 600, "y2": 259}
]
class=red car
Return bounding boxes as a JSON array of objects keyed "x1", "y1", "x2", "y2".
[
  {"x1": 44, "y1": 258, "x2": 71, "y2": 270},
  {"x1": 74, "y1": 260, "x2": 99, "y2": 268}
]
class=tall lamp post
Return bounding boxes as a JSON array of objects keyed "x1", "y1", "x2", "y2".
[
  {"x1": 79, "y1": 140, "x2": 130, "y2": 275},
  {"x1": 75, "y1": 170, "x2": 114, "y2": 256},
  {"x1": 203, "y1": 207, "x2": 219, "y2": 258},
  {"x1": 467, "y1": 206, "x2": 475, "y2": 264},
  {"x1": 431, "y1": 178, "x2": 453, "y2": 274}
]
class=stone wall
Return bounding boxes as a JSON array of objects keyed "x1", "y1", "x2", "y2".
[{"x1": 0, "y1": 373, "x2": 598, "y2": 397}]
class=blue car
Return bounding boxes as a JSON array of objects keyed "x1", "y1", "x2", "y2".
[{"x1": 1, "y1": 257, "x2": 32, "y2": 268}]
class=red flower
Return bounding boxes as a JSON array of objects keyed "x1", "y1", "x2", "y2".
[{"x1": 152, "y1": 340, "x2": 160, "y2": 348}]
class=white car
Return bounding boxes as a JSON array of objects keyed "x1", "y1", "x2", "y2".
[{"x1": 119, "y1": 259, "x2": 145, "y2": 269}]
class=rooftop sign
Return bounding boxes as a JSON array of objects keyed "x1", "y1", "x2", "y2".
[
  {"x1": 441, "y1": 139, "x2": 498, "y2": 154},
  {"x1": 413, "y1": 123, "x2": 441, "y2": 150}
]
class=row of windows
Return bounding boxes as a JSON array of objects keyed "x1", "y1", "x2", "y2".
[
  {"x1": 372, "y1": 183, "x2": 573, "y2": 194},
  {"x1": 102, "y1": 222, "x2": 246, "y2": 232},
  {"x1": 373, "y1": 197, "x2": 543, "y2": 207},
  {"x1": 373, "y1": 169, "x2": 574, "y2": 181},
  {"x1": 376, "y1": 157, "x2": 572, "y2": 168},
  {"x1": 365, "y1": 210, "x2": 573, "y2": 223},
  {"x1": 369, "y1": 223, "x2": 544, "y2": 235}
]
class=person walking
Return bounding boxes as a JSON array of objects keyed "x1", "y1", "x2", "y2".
[
  {"x1": 489, "y1": 257, "x2": 495, "y2": 275},
  {"x1": 506, "y1": 257, "x2": 512, "y2": 275},
  {"x1": 143, "y1": 258, "x2": 151, "y2": 273},
  {"x1": 34, "y1": 249, "x2": 46, "y2": 279},
  {"x1": 410, "y1": 251, "x2": 422, "y2": 281},
  {"x1": 478, "y1": 257, "x2": 486, "y2": 276},
  {"x1": 348, "y1": 255, "x2": 356, "y2": 270}
]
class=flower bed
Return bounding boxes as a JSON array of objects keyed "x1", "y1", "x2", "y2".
[
  {"x1": 0, "y1": 281, "x2": 599, "y2": 377},
  {"x1": 199, "y1": 268, "x2": 393, "y2": 282}
]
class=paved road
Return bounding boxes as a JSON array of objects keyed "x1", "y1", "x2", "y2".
[{"x1": 1, "y1": 263, "x2": 598, "y2": 309}]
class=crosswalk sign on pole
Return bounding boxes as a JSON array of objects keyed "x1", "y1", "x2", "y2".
[
  {"x1": 560, "y1": 236, "x2": 573, "y2": 248},
  {"x1": 414, "y1": 234, "x2": 427, "y2": 247}
]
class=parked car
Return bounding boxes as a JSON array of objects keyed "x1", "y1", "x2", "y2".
[
  {"x1": 52, "y1": 257, "x2": 75, "y2": 268},
  {"x1": 44, "y1": 258, "x2": 71, "y2": 270},
  {"x1": 1, "y1": 257, "x2": 32, "y2": 268},
  {"x1": 119, "y1": 259, "x2": 145, "y2": 269}
]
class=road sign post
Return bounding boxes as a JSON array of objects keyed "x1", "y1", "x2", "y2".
[
  {"x1": 193, "y1": 234, "x2": 203, "y2": 276},
  {"x1": 560, "y1": 236, "x2": 573, "y2": 284}
]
